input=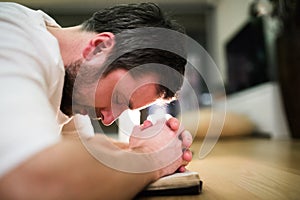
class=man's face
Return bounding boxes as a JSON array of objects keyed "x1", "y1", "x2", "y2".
[
  {"x1": 72, "y1": 68, "x2": 159, "y2": 126},
  {"x1": 61, "y1": 33, "x2": 161, "y2": 125}
]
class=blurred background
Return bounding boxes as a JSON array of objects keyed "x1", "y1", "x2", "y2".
[{"x1": 7, "y1": 0, "x2": 299, "y2": 139}]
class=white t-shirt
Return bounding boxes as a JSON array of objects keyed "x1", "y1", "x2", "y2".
[{"x1": 0, "y1": 2, "x2": 94, "y2": 177}]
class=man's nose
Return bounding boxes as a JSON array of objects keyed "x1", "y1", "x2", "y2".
[
  {"x1": 102, "y1": 104, "x2": 131, "y2": 125},
  {"x1": 101, "y1": 110, "x2": 116, "y2": 126},
  {"x1": 101, "y1": 109, "x2": 125, "y2": 126}
]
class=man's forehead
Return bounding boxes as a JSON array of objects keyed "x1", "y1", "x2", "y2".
[
  {"x1": 127, "y1": 83, "x2": 160, "y2": 110},
  {"x1": 109, "y1": 68, "x2": 162, "y2": 108},
  {"x1": 129, "y1": 84, "x2": 159, "y2": 109}
]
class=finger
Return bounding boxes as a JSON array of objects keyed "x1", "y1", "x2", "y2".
[
  {"x1": 180, "y1": 130, "x2": 193, "y2": 148},
  {"x1": 178, "y1": 166, "x2": 186, "y2": 172},
  {"x1": 166, "y1": 117, "x2": 180, "y2": 131},
  {"x1": 182, "y1": 149, "x2": 193, "y2": 162},
  {"x1": 140, "y1": 120, "x2": 153, "y2": 130},
  {"x1": 177, "y1": 159, "x2": 189, "y2": 172}
]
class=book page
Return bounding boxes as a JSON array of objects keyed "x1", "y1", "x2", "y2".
[{"x1": 146, "y1": 171, "x2": 200, "y2": 190}]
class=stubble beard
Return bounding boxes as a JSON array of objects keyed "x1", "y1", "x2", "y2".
[{"x1": 60, "y1": 60, "x2": 82, "y2": 117}]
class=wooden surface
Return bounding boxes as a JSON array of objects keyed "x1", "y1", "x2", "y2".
[{"x1": 138, "y1": 138, "x2": 300, "y2": 200}]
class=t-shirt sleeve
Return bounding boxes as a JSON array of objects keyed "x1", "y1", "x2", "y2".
[
  {"x1": 0, "y1": 3, "x2": 61, "y2": 177},
  {"x1": 0, "y1": 77, "x2": 61, "y2": 177}
]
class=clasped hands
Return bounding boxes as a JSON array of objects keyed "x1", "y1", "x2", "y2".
[{"x1": 129, "y1": 117, "x2": 193, "y2": 177}]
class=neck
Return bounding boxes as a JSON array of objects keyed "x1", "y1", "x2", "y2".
[{"x1": 47, "y1": 26, "x2": 96, "y2": 67}]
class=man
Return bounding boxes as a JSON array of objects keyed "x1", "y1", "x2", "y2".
[{"x1": 0, "y1": 2, "x2": 192, "y2": 199}]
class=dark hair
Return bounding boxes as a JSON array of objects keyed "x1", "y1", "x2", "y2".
[{"x1": 81, "y1": 2, "x2": 187, "y2": 99}]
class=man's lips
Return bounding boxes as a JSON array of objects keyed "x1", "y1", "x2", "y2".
[
  {"x1": 73, "y1": 106, "x2": 88, "y2": 115},
  {"x1": 79, "y1": 109, "x2": 88, "y2": 115}
]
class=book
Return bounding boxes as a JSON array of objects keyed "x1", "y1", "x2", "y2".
[{"x1": 136, "y1": 171, "x2": 202, "y2": 197}]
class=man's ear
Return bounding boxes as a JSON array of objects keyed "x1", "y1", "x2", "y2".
[{"x1": 82, "y1": 32, "x2": 115, "y2": 60}]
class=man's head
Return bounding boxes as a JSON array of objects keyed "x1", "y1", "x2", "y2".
[
  {"x1": 81, "y1": 2, "x2": 186, "y2": 97},
  {"x1": 61, "y1": 2, "x2": 187, "y2": 125}
]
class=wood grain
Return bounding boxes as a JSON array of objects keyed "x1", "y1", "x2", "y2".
[{"x1": 138, "y1": 138, "x2": 300, "y2": 200}]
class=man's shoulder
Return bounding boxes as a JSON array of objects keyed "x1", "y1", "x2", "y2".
[{"x1": 0, "y1": 2, "x2": 35, "y2": 17}]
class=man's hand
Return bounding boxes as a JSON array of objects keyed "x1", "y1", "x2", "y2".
[
  {"x1": 129, "y1": 117, "x2": 193, "y2": 179},
  {"x1": 166, "y1": 117, "x2": 193, "y2": 172}
]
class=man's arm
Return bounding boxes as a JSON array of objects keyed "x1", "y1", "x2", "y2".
[
  {"x1": 0, "y1": 117, "x2": 191, "y2": 200},
  {"x1": 0, "y1": 137, "x2": 157, "y2": 200}
]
